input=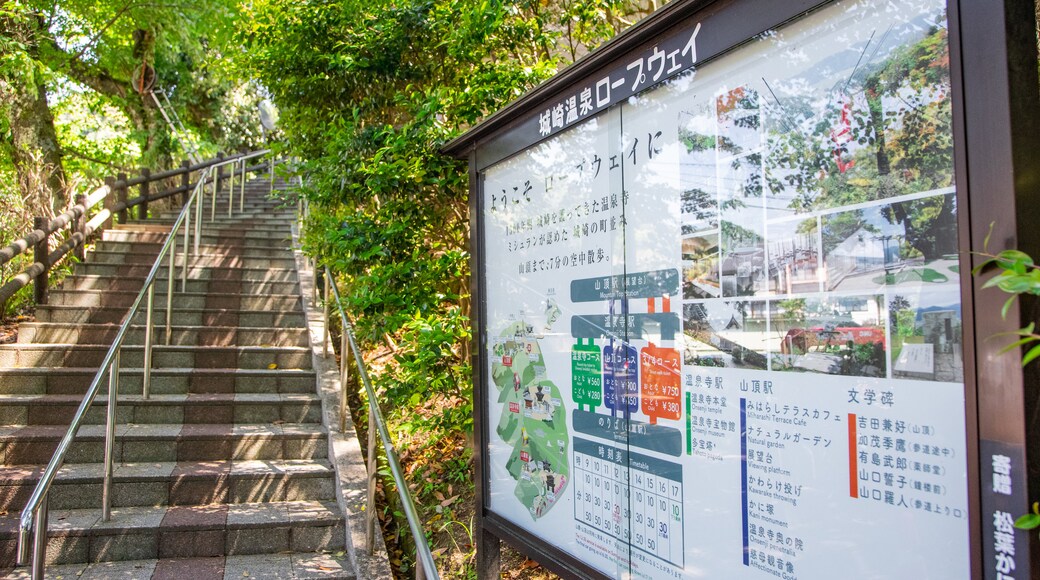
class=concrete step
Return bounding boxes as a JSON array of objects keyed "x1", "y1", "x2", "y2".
[
  {"x1": 0, "y1": 500, "x2": 344, "y2": 566},
  {"x1": 59, "y1": 275, "x2": 300, "y2": 295},
  {"x1": 0, "y1": 423, "x2": 329, "y2": 465},
  {"x1": 0, "y1": 392, "x2": 321, "y2": 427},
  {"x1": 0, "y1": 459, "x2": 335, "y2": 511},
  {"x1": 85, "y1": 250, "x2": 297, "y2": 270},
  {"x1": 0, "y1": 180, "x2": 356, "y2": 575},
  {"x1": 0, "y1": 552, "x2": 355, "y2": 579},
  {"x1": 153, "y1": 208, "x2": 297, "y2": 220},
  {"x1": 102, "y1": 230, "x2": 294, "y2": 249},
  {"x1": 0, "y1": 344, "x2": 313, "y2": 370},
  {"x1": 95, "y1": 240, "x2": 296, "y2": 258},
  {"x1": 0, "y1": 367, "x2": 317, "y2": 396},
  {"x1": 17, "y1": 323, "x2": 309, "y2": 347},
  {"x1": 36, "y1": 305, "x2": 305, "y2": 327},
  {"x1": 127, "y1": 220, "x2": 294, "y2": 235},
  {"x1": 105, "y1": 228, "x2": 293, "y2": 245},
  {"x1": 45, "y1": 289, "x2": 301, "y2": 311},
  {"x1": 71, "y1": 263, "x2": 299, "y2": 282}
]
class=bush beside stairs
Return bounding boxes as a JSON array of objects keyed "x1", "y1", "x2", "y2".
[{"x1": 0, "y1": 177, "x2": 358, "y2": 579}]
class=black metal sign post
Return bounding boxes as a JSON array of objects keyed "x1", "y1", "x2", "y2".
[{"x1": 445, "y1": 1, "x2": 1040, "y2": 578}]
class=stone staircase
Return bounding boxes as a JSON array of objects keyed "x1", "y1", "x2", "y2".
[{"x1": 0, "y1": 178, "x2": 355, "y2": 578}]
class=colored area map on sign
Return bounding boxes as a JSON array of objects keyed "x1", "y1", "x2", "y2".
[{"x1": 491, "y1": 320, "x2": 570, "y2": 519}]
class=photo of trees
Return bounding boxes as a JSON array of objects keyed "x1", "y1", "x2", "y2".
[{"x1": 672, "y1": 0, "x2": 962, "y2": 383}]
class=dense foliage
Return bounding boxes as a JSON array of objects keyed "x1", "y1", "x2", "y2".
[
  {"x1": 1, "y1": 0, "x2": 272, "y2": 314},
  {"x1": 237, "y1": 0, "x2": 659, "y2": 575}
]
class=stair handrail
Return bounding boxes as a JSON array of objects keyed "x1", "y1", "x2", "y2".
[
  {"x1": 322, "y1": 265, "x2": 441, "y2": 580},
  {"x1": 15, "y1": 150, "x2": 274, "y2": 580},
  {"x1": 0, "y1": 151, "x2": 275, "y2": 310}
]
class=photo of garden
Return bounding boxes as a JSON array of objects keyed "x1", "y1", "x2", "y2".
[
  {"x1": 681, "y1": 300, "x2": 768, "y2": 369},
  {"x1": 769, "y1": 294, "x2": 887, "y2": 377},
  {"x1": 889, "y1": 286, "x2": 963, "y2": 382},
  {"x1": 821, "y1": 194, "x2": 958, "y2": 292}
]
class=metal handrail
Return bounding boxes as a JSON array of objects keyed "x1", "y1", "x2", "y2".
[
  {"x1": 12, "y1": 153, "x2": 274, "y2": 579},
  {"x1": 204, "y1": 151, "x2": 271, "y2": 221},
  {"x1": 323, "y1": 266, "x2": 440, "y2": 580},
  {"x1": 0, "y1": 151, "x2": 272, "y2": 309}
]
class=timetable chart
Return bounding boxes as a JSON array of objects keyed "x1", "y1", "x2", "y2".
[{"x1": 572, "y1": 438, "x2": 685, "y2": 567}]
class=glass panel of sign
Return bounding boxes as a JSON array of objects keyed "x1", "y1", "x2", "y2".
[{"x1": 481, "y1": 0, "x2": 968, "y2": 577}]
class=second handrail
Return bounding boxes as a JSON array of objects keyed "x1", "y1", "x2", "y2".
[{"x1": 323, "y1": 266, "x2": 440, "y2": 580}]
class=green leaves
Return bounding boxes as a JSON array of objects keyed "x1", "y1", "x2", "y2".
[
  {"x1": 974, "y1": 242, "x2": 1040, "y2": 366},
  {"x1": 980, "y1": 256, "x2": 1040, "y2": 296},
  {"x1": 242, "y1": 4, "x2": 659, "y2": 575},
  {"x1": 1015, "y1": 503, "x2": 1040, "y2": 530}
]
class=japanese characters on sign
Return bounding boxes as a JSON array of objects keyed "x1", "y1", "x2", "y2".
[{"x1": 535, "y1": 24, "x2": 703, "y2": 139}]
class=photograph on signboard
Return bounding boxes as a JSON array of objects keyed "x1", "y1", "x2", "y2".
[
  {"x1": 471, "y1": 0, "x2": 972, "y2": 576},
  {"x1": 767, "y1": 217, "x2": 822, "y2": 295},
  {"x1": 679, "y1": 103, "x2": 720, "y2": 235},
  {"x1": 769, "y1": 294, "x2": 887, "y2": 377},
  {"x1": 716, "y1": 86, "x2": 762, "y2": 159},
  {"x1": 821, "y1": 193, "x2": 958, "y2": 292},
  {"x1": 681, "y1": 300, "x2": 768, "y2": 369},
  {"x1": 682, "y1": 234, "x2": 720, "y2": 299},
  {"x1": 719, "y1": 152, "x2": 764, "y2": 207},
  {"x1": 760, "y1": 7, "x2": 954, "y2": 222},
  {"x1": 889, "y1": 285, "x2": 963, "y2": 382},
  {"x1": 719, "y1": 217, "x2": 766, "y2": 297}
]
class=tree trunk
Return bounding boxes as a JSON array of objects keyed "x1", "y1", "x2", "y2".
[{"x1": 1, "y1": 12, "x2": 67, "y2": 214}]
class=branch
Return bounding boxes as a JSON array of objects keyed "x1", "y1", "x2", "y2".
[
  {"x1": 67, "y1": 0, "x2": 138, "y2": 63},
  {"x1": 60, "y1": 146, "x2": 128, "y2": 172},
  {"x1": 36, "y1": 26, "x2": 128, "y2": 100}
]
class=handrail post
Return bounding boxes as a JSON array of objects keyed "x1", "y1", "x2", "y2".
[
  {"x1": 366, "y1": 401, "x2": 377, "y2": 553},
  {"x1": 32, "y1": 217, "x2": 49, "y2": 306},
  {"x1": 415, "y1": 556, "x2": 424, "y2": 580},
  {"x1": 139, "y1": 168, "x2": 150, "y2": 220},
  {"x1": 102, "y1": 350, "x2": 120, "y2": 522},
  {"x1": 211, "y1": 157, "x2": 220, "y2": 222},
  {"x1": 30, "y1": 497, "x2": 47, "y2": 579},
  {"x1": 228, "y1": 159, "x2": 236, "y2": 218},
  {"x1": 239, "y1": 159, "x2": 246, "y2": 212},
  {"x1": 322, "y1": 272, "x2": 330, "y2": 358},
  {"x1": 179, "y1": 160, "x2": 190, "y2": 206},
  {"x1": 166, "y1": 235, "x2": 175, "y2": 345},
  {"x1": 142, "y1": 284, "x2": 155, "y2": 399},
  {"x1": 72, "y1": 194, "x2": 87, "y2": 262},
  {"x1": 194, "y1": 171, "x2": 202, "y2": 256},
  {"x1": 340, "y1": 328, "x2": 349, "y2": 432},
  {"x1": 269, "y1": 157, "x2": 275, "y2": 195},
  {"x1": 215, "y1": 152, "x2": 225, "y2": 221},
  {"x1": 181, "y1": 195, "x2": 190, "y2": 292},
  {"x1": 116, "y1": 173, "x2": 128, "y2": 224},
  {"x1": 104, "y1": 176, "x2": 116, "y2": 229}
]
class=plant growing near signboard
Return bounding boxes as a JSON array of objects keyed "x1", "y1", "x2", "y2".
[
  {"x1": 972, "y1": 244, "x2": 1040, "y2": 366},
  {"x1": 973, "y1": 230, "x2": 1040, "y2": 533}
]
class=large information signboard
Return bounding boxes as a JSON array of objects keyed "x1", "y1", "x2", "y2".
[{"x1": 449, "y1": 0, "x2": 1039, "y2": 577}]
